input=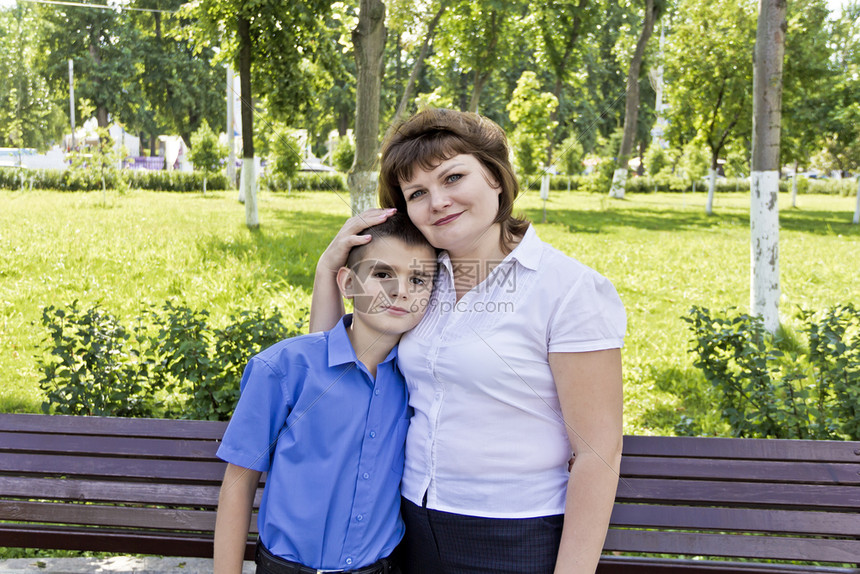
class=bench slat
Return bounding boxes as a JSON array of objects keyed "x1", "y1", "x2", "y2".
[
  {"x1": 616, "y1": 478, "x2": 860, "y2": 510},
  {"x1": 0, "y1": 413, "x2": 227, "y2": 440},
  {"x1": 0, "y1": 524, "x2": 254, "y2": 560},
  {"x1": 598, "y1": 556, "x2": 858, "y2": 574},
  {"x1": 622, "y1": 435, "x2": 860, "y2": 463},
  {"x1": 609, "y1": 503, "x2": 860, "y2": 536},
  {"x1": 0, "y1": 475, "x2": 262, "y2": 507},
  {"x1": 603, "y1": 529, "x2": 860, "y2": 563},
  {"x1": 0, "y1": 475, "x2": 220, "y2": 506},
  {"x1": 0, "y1": 452, "x2": 227, "y2": 483},
  {"x1": 0, "y1": 431, "x2": 220, "y2": 460},
  {"x1": 620, "y1": 456, "x2": 860, "y2": 484}
]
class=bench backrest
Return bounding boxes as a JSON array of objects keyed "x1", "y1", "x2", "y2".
[
  {"x1": 2, "y1": 414, "x2": 860, "y2": 567},
  {"x1": 0, "y1": 413, "x2": 257, "y2": 559},
  {"x1": 605, "y1": 435, "x2": 860, "y2": 568}
]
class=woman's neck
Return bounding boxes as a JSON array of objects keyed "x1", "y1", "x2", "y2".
[{"x1": 448, "y1": 225, "x2": 523, "y2": 298}]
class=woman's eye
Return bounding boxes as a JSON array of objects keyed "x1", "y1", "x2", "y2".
[
  {"x1": 408, "y1": 189, "x2": 425, "y2": 200},
  {"x1": 446, "y1": 174, "x2": 462, "y2": 184}
]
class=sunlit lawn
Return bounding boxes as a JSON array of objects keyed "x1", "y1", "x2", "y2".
[{"x1": 1, "y1": 186, "x2": 857, "y2": 435}]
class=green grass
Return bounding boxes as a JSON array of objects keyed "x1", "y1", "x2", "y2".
[{"x1": 1, "y1": 187, "x2": 857, "y2": 435}]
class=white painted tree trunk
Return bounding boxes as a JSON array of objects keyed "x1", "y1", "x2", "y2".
[
  {"x1": 348, "y1": 170, "x2": 378, "y2": 215},
  {"x1": 791, "y1": 167, "x2": 798, "y2": 207},
  {"x1": 705, "y1": 168, "x2": 717, "y2": 215},
  {"x1": 609, "y1": 168, "x2": 627, "y2": 199},
  {"x1": 242, "y1": 157, "x2": 259, "y2": 228},
  {"x1": 750, "y1": 171, "x2": 780, "y2": 333},
  {"x1": 203, "y1": 176, "x2": 207, "y2": 196},
  {"x1": 750, "y1": 0, "x2": 785, "y2": 334},
  {"x1": 853, "y1": 177, "x2": 860, "y2": 225}
]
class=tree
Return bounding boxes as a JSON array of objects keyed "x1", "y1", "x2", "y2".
[
  {"x1": 0, "y1": 3, "x2": 65, "y2": 150},
  {"x1": 265, "y1": 126, "x2": 302, "y2": 191},
  {"x1": 821, "y1": 3, "x2": 860, "y2": 177},
  {"x1": 191, "y1": 0, "x2": 335, "y2": 227},
  {"x1": 609, "y1": 0, "x2": 660, "y2": 199},
  {"x1": 750, "y1": 0, "x2": 786, "y2": 334},
  {"x1": 188, "y1": 122, "x2": 227, "y2": 195},
  {"x1": 132, "y1": 0, "x2": 225, "y2": 151},
  {"x1": 391, "y1": 0, "x2": 448, "y2": 125},
  {"x1": 37, "y1": 0, "x2": 136, "y2": 129},
  {"x1": 665, "y1": 0, "x2": 757, "y2": 214},
  {"x1": 432, "y1": 0, "x2": 523, "y2": 114},
  {"x1": 349, "y1": 0, "x2": 387, "y2": 214},
  {"x1": 507, "y1": 71, "x2": 558, "y2": 176},
  {"x1": 780, "y1": 0, "x2": 832, "y2": 205}
]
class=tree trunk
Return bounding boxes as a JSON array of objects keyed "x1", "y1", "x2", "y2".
[
  {"x1": 791, "y1": 160, "x2": 798, "y2": 207},
  {"x1": 392, "y1": 2, "x2": 446, "y2": 125},
  {"x1": 237, "y1": 15, "x2": 259, "y2": 228},
  {"x1": 852, "y1": 176, "x2": 859, "y2": 225},
  {"x1": 706, "y1": 165, "x2": 717, "y2": 215},
  {"x1": 609, "y1": 0, "x2": 657, "y2": 199},
  {"x1": 349, "y1": 0, "x2": 387, "y2": 214},
  {"x1": 468, "y1": 69, "x2": 490, "y2": 114},
  {"x1": 750, "y1": 0, "x2": 786, "y2": 334}
]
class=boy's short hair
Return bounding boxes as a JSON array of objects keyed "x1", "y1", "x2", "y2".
[{"x1": 346, "y1": 212, "x2": 435, "y2": 269}]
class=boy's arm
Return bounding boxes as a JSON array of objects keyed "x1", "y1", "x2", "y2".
[{"x1": 214, "y1": 463, "x2": 262, "y2": 574}]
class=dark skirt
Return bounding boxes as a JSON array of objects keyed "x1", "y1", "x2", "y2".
[{"x1": 399, "y1": 497, "x2": 564, "y2": 574}]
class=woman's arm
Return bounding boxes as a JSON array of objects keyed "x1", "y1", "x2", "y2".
[
  {"x1": 309, "y1": 208, "x2": 397, "y2": 332},
  {"x1": 549, "y1": 348, "x2": 623, "y2": 574},
  {"x1": 214, "y1": 463, "x2": 263, "y2": 574}
]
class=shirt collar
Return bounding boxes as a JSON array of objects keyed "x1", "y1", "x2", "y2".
[
  {"x1": 436, "y1": 224, "x2": 542, "y2": 275},
  {"x1": 506, "y1": 224, "x2": 542, "y2": 271},
  {"x1": 327, "y1": 314, "x2": 399, "y2": 369}
]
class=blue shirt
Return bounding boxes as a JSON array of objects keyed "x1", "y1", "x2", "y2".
[{"x1": 217, "y1": 315, "x2": 409, "y2": 570}]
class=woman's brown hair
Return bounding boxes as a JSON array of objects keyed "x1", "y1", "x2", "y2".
[{"x1": 378, "y1": 108, "x2": 530, "y2": 252}]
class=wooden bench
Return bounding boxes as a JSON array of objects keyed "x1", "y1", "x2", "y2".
[
  {"x1": 1, "y1": 413, "x2": 859, "y2": 572},
  {"x1": 0, "y1": 412, "x2": 258, "y2": 559},
  {"x1": 600, "y1": 435, "x2": 860, "y2": 573}
]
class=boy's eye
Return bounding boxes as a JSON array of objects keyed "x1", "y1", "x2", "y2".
[
  {"x1": 373, "y1": 271, "x2": 391, "y2": 279},
  {"x1": 410, "y1": 276, "x2": 429, "y2": 286}
]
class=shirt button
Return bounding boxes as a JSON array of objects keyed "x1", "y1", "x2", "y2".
[
  {"x1": 356, "y1": 514, "x2": 363, "y2": 522},
  {"x1": 375, "y1": 388, "x2": 380, "y2": 395},
  {"x1": 369, "y1": 431, "x2": 377, "y2": 438},
  {"x1": 363, "y1": 472, "x2": 370, "y2": 479},
  {"x1": 345, "y1": 558, "x2": 353, "y2": 565}
]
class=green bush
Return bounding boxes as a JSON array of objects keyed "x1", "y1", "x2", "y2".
[
  {"x1": 684, "y1": 305, "x2": 860, "y2": 440},
  {"x1": 268, "y1": 171, "x2": 346, "y2": 193},
  {"x1": 0, "y1": 166, "x2": 229, "y2": 192},
  {"x1": 332, "y1": 137, "x2": 355, "y2": 173},
  {"x1": 38, "y1": 302, "x2": 160, "y2": 417},
  {"x1": 522, "y1": 174, "x2": 584, "y2": 192},
  {"x1": 37, "y1": 300, "x2": 306, "y2": 420},
  {"x1": 808, "y1": 178, "x2": 857, "y2": 196}
]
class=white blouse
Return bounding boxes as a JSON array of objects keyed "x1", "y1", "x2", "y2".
[{"x1": 398, "y1": 225, "x2": 626, "y2": 518}]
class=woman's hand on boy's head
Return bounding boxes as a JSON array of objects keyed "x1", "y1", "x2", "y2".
[{"x1": 317, "y1": 208, "x2": 398, "y2": 275}]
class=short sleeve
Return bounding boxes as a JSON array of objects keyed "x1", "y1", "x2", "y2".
[
  {"x1": 216, "y1": 356, "x2": 292, "y2": 472},
  {"x1": 547, "y1": 271, "x2": 626, "y2": 353}
]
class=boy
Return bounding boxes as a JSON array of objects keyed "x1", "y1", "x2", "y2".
[{"x1": 214, "y1": 214, "x2": 436, "y2": 574}]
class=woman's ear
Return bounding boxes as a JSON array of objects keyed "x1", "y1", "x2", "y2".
[{"x1": 336, "y1": 266, "x2": 355, "y2": 300}]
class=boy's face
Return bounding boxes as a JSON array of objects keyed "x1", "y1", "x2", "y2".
[{"x1": 339, "y1": 237, "x2": 436, "y2": 337}]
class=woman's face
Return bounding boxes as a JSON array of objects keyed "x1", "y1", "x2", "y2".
[{"x1": 399, "y1": 154, "x2": 502, "y2": 258}]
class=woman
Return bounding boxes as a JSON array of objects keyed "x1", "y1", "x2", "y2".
[{"x1": 311, "y1": 108, "x2": 625, "y2": 573}]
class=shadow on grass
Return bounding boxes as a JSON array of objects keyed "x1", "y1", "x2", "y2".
[
  {"x1": 198, "y1": 209, "x2": 348, "y2": 291},
  {"x1": 525, "y1": 204, "x2": 858, "y2": 236}
]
